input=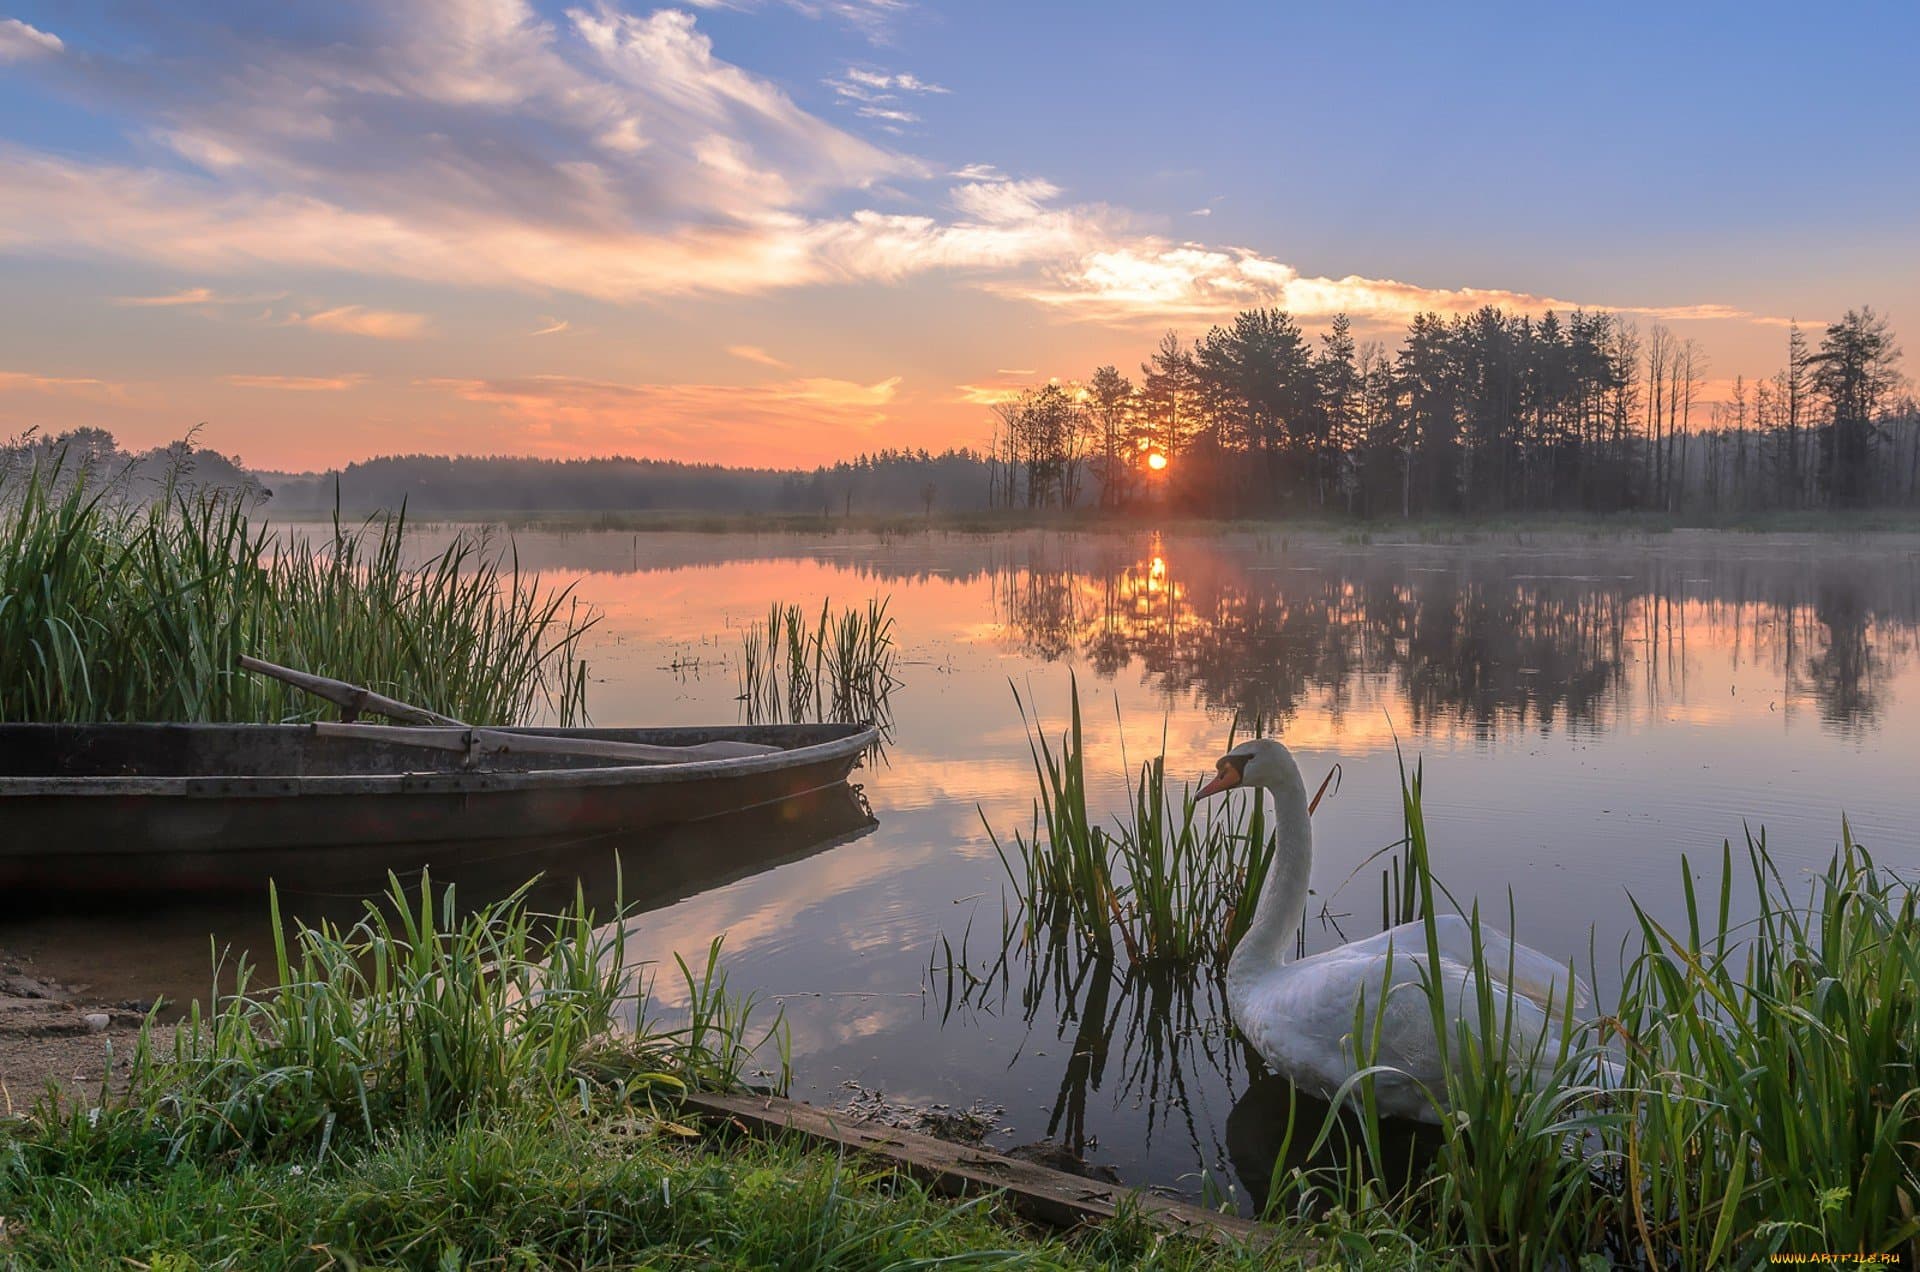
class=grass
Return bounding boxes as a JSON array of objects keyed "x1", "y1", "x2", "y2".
[
  {"x1": 0, "y1": 877, "x2": 1317, "y2": 1271},
  {"x1": 987, "y1": 678, "x2": 1275, "y2": 973},
  {"x1": 0, "y1": 453, "x2": 592, "y2": 725},
  {"x1": 983, "y1": 683, "x2": 1920, "y2": 1268},
  {"x1": 737, "y1": 596, "x2": 901, "y2": 730},
  {"x1": 0, "y1": 1114, "x2": 1334, "y2": 1270}
]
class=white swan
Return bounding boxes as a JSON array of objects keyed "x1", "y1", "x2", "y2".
[{"x1": 1197, "y1": 737, "x2": 1591, "y2": 1123}]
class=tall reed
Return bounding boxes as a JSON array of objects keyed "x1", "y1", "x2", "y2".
[
  {"x1": 737, "y1": 597, "x2": 899, "y2": 728},
  {"x1": 20, "y1": 874, "x2": 787, "y2": 1174},
  {"x1": 988, "y1": 678, "x2": 1270, "y2": 972},
  {"x1": 0, "y1": 455, "x2": 591, "y2": 724}
]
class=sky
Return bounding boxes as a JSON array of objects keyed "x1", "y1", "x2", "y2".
[{"x1": 0, "y1": 1, "x2": 1915, "y2": 471}]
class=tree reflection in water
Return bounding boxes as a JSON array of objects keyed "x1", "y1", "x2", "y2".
[{"x1": 989, "y1": 537, "x2": 1919, "y2": 737}]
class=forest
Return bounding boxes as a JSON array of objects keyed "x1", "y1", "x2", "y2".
[
  {"x1": 13, "y1": 305, "x2": 1911, "y2": 523},
  {"x1": 990, "y1": 305, "x2": 1916, "y2": 517}
]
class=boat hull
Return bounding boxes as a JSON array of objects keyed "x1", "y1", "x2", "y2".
[{"x1": 0, "y1": 722, "x2": 873, "y2": 894}]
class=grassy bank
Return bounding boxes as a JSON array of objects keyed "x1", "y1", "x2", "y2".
[
  {"x1": 0, "y1": 456, "x2": 592, "y2": 724},
  {"x1": 0, "y1": 878, "x2": 1304, "y2": 1271}
]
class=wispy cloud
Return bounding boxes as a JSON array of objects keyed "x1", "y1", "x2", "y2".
[
  {"x1": 290, "y1": 306, "x2": 432, "y2": 340},
  {"x1": 827, "y1": 65, "x2": 948, "y2": 101},
  {"x1": 727, "y1": 344, "x2": 791, "y2": 368},
  {"x1": 0, "y1": 4, "x2": 1790, "y2": 350},
  {"x1": 0, "y1": 17, "x2": 62, "y2": 62},
  {"x1": 529, "y1": 316, "x2": 571, "y2": 337},
  {"x1": 114, "y1": 286, "x2": 284, "y2": 307},
  {"x1": 225, "y1": 373, "x2": 366, "y2": 392},
  {"x1": 0, "y1": 370, "x2": 123, "y2": 399},
  {"x1": 1000, "y1": 241, "x2": 1791, "y2": 328}
]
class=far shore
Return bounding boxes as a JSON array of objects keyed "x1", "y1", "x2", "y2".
[{"x1": 261, "y1": 504, "x2": 1920, "y2": 540}]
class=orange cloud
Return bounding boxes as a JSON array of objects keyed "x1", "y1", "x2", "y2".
[
  {"x1": 727, "y1": 344, "x2": 791, "y2": 369},
  {"x1": 0, "y1": 371, "x2": 125, "y2": 401},
  {"x1": 114, "y1": 286, "x2": 285, "y2": 307},
  {"x1": 291, "y1": 305, "x2": 431, "y2": 340},
  {"x1": 224, "y1": 373, "x2": 366, "y2": 392},
  {"x1": 421, "y1": 372, "x2": 901, "y2": 464}
]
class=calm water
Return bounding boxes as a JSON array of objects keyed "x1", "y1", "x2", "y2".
[{"x1": 10, "y1": 527, "x2": 1920, "y2": 1210}]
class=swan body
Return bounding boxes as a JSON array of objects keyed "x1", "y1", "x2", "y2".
[{"x1": 1199, "y1": 738, "x2": 1590, "y2": 1124}]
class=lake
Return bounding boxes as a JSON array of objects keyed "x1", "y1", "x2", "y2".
[{"x1": 9, "y1": 525, "x2": 1919, "y2": 1212}]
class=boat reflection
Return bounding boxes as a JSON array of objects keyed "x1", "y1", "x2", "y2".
[{"x1": 0, "y1": 783, "x2": 878, "y2": 1013}]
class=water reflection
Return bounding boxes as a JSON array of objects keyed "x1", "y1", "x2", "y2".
[
  {"x1": 987, "y1": 537, "x2": 1920, "y2": 737},
  {"x1": 0, "y1": 784, "x2": 878, "y2": 1013}
]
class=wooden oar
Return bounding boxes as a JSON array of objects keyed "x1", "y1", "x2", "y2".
[
  {"x1": 310, "y1": 721, "x2": 780, "y2": 765},
  {"x1": 239, "y1": 655, "x2": 461, "y2": 726},
  {"x1": 243, "y1": 655, "x2": 781, "y2": 763}
]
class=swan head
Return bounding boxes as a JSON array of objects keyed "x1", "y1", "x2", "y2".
[{"x1": 1196, "y1": 736, "x2": 1302, "y2": 799}]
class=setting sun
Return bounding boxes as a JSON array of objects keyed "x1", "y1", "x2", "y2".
[{"x1": 1147, "y1": 452, "x2": 1168, "y2": 471}]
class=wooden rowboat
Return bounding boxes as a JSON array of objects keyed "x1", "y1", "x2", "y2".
[{"x1": 0, "y1": 721, "x2": 875, "y2": 895}]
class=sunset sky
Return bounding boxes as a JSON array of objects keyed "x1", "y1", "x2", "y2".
[{"x1": 1, "y1": 1, "x2": 1915, "y2": 471}]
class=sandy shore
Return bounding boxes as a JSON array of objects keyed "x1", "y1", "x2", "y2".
[{"x1": 0, "y1": 947, "x2": 149, "y2": 1112}]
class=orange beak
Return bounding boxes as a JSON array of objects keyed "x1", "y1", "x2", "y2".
[{"x1": 1197, "y1": 767, "x2": 1240, "y2": 799}]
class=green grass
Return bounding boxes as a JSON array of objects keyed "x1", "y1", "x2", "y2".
[
  {"x1": 0, "y1": 1110, "x2": 1351, "y2": 1271},
  {"x1": 0, "y1": 877, "x2": 1332, "y2": 1270},
  {"x1": 737, "y1": 596, "x2": 901, "y2": 730},
  {"x1": 0, "y1": 454, "x2": 592, "y2": 724},
  {"x1": 987, "y1": 679, "x2": 1275, "y2": 973}
]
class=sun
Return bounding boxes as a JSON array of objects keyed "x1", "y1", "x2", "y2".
[{"x1": 1146, "y1": 451, "x2": 1168, "y2": 471}]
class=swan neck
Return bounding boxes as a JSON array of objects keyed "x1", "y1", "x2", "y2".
[{"x1": 1229, "y1": 775, "x2": 1313, "y2": 982}]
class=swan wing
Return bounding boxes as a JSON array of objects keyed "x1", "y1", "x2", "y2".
[{"x1": 1373, "y1": 915, "x2": 1592, "y2": 1012}]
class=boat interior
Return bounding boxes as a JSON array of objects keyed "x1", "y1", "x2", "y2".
[{"x1": 0, "y1": 722, "x2": 860, "y2": 778}]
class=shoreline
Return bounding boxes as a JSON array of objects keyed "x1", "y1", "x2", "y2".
[
  {"x1": 0, "y1": 946, "x2": 148, "y2": 1108},
  {"x1": 257, "y1": 505, "x2": 1920, "y2": 539}
]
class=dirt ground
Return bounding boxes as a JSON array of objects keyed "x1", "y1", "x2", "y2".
[{"x1": 0, "y1": 947, "x2": 149, "y2": 1113}]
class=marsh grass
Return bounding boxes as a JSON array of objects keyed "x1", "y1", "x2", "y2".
[
  {"x1": 984, "y1": 683, "x2": 1919, "y2": 1266},
  {"x1": 988, "y1": 678, "x2": 1272, "y2": 973},
  {"x1": 0, "y1": 454, "x2": 591, "y2": 724},
  {"x1": 14, "y1": 873, "x2": 787, "y2": 1182},
  {"x1": 737, "y1": 596, "x2": 901, "y2": 730}
]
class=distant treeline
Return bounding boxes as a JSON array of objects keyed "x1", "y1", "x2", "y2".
[
  {"x1": 988, "y1": 305, "x2": 1916, "y2": 517},
  {"x1": 1, "y1": 427, "x2": 265, "y2": 503},
  {"x1": 267, "y1": 449, "x2": 997, "y2": 516}
]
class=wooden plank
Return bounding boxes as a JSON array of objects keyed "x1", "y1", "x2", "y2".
[
  {"x1": 680, "y1": 1090, "x2": 1284, "y2": 1250},
  {"x1": 309, "y1": 721, "x2": 782, "y2": 764}
]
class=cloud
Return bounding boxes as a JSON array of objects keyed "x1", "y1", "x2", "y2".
[
  {"x1": 224, "y1": 373, "x2": 367, "y2": 391},
  {"x1": 423, "y1": 371, "x2": 901, "y2": 463},
  {"x1": 727, "y1": 344, "x2": 791, "y2": 368},
  {"x1": 529, "y1": 316, "x2": 571, "y2": 336},
  {"x1": 0, "y1": 4, "x2": 1790, "y2": 342},
  {"x1": 1188, "y1": 207, "x2": 1212, "y2": 217},
  {"x1": 827, "y1": 66, "x2": 947, "y2": 101},
  {"x1": 290, "y1": 305, "x2": 432, "y2": 339},
  {"x1": 0, "y1": 370, "x2": 124, "y2": 400},
  {"x1": 999, "y1": 241, "x2": 1791, "y2": 328},
  {"x1": 114, "y1": 286, "x2": 284, "y2": 307},
  {"x1": 0, "y1": 17, "x2": 62, "y2": 61}
]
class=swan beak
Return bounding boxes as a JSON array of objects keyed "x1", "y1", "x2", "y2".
[{"x1": 1197, "y1": 768, "x2": 1240, "y2": 799}]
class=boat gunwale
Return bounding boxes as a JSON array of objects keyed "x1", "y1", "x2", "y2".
[{"x1": 0, "y1": 722, "x2": 876, "y2": 799}]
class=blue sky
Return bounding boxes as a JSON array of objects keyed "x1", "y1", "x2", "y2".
[{"x1": 0, "y1": 1, "x2": 1914, "y2": 467}]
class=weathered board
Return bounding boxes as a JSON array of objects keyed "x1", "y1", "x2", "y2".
[{"x1": 680, "y1": 1089, "x2": 1287, "y2": 1251}]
